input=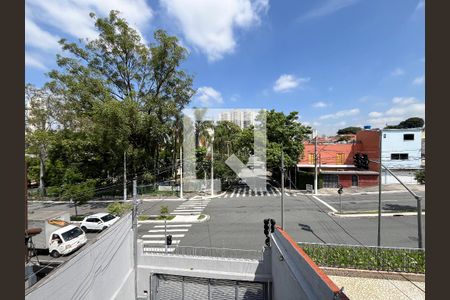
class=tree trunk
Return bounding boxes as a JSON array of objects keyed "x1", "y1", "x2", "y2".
[{"x1": 39, "y1": 144, "x2": 46, "y2": 197}]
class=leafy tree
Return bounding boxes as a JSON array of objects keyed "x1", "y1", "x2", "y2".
[
  {"x1": 34, "y1": 10, "x2": 194, "y2": 194},
  {"x1": 385, "y1": 117, "x2": 424, "y2": 129},
  {"x1": 263, "y1": 110, "x2": 311, "y2": 171},
  {"x1": 107, "y1": 202, "x2": 132, "y2": 216},
  {"x1": 25, "y1": 84, "x2": 60, "y2": 196},
  {"x1": 337, "y1": 127, "x2": 362, "y2": 135}
]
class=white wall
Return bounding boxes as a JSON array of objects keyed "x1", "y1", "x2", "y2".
[
  {"x1": 382, "y1": 129, "x2": 422, "y2": 169},
  {"x1": 270, "y1": 230, "x2": 343, "y2": 300},
  {"x1": 26, "y1": 213, "x2": 135, "y2": 300}
]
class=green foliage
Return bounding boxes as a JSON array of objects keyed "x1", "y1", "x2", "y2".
[
  {"x1": 160, "y1": 205, "x2": 169, "y2": 216},
  {"x1": 415, "y1": 169, "x2": 425, "y2": 184},
  {"x1": 337, "y1": 127, "x2": 362, "y2": 135},
  {"x1": 107, "y1": 202, "x2": 132, "y2": 216},
  {"x1": 25, "y1": 10, "x2": 195, "y2": 195},
  {"x1": 385, "y1": 117, "x2": 424, "y2": 129},
  {"x1": 300, "y1": 244, "x2": 425, "y2": 273}
]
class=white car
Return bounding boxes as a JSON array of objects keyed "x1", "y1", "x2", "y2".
[
  {"x1": 80, "y1": 213, "x2": 120, "y2": 232},
  {"x1": 49, "y1": 225, "x2": 87, "y2": 258}
]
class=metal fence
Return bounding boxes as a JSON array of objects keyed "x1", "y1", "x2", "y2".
[
  {"x1": 146, "y1": 246, "x2": 265, "y2": 261},
  {"x1": 298, "y1": 242, "x2": 425, "y2": 273}
]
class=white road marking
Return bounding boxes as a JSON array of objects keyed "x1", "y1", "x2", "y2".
[
  {"x1": 312, "y1": 195, "x2": 338, "y2": 213},
  {"x1": 173, "y1": 209, "x2": 204, "y2": 212},
  {"x1": 142, "y1": 234, "x2": 185, "y2": 238},
  {"x1": 148, "y1": 229, "x2": 189, "y2": 232},
  {"x1": 154, "y1": 224, "x2": 192, "y2": 228},
  {"x1": 144, "y1": 247, "x2": 176, "y2": 252},
  {"x1": 142, "y1": 240, "x2": 180, "y2": 244}
]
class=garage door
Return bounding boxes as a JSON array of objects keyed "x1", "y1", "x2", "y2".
[{"x1": 152, "y1": 274, "x2": 266, "y2": 300}]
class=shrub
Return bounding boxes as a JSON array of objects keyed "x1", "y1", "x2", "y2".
[
  {"x1": 107, "y1": 201, "x2": 132, "y2": 216},
  {"x1": 415, "y1": 169, "x2": 425, "y2": 184}
]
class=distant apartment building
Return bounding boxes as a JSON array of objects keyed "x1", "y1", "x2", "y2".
[
  {"x1": 381, "y1": 128, "x2": 423, "y2": 184},
  {"x1": 298, "y1": 130, "x2": 380, "y2": 188},
  {"x1": 220, "y1": 110, "x2": 256, "y2": 129}
]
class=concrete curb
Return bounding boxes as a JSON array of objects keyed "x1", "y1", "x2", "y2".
[
  {"x1": 138, "y1": 214, "x2": 210, "y2": 224},
  {"x1": 330, "y1": 211, "x2": 426, "y2": 218}
]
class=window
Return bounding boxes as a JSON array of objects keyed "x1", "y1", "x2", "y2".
[
  {"x1": 61, "y1": 227, "x2": 84, "y2": 242},
  {"x1": 404, "y1": 134, "x2": 414, "y2": 141},
  {"x1": 308, "y1": 153, "x2": 315, "y2": 164},
  {"x1": 101, "y1": 214, "x2": 116, "y2": 222},
  {"x1": 336, "y1": 153, "x2": 345, "y2": 164},
  {"x1": 383, "y1": 134, "x2": 386, "y2": 138},
  {"x1": 86, "y1": 218, "x2": 96, "y2": 223},
  {"x1": 391, "y1": 153, "x2": 409, "y2": 160}
]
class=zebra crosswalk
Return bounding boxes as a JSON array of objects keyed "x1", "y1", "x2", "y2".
[
  {"x1": 220, "y1": 186, "x2": 293, "y2": 198},
  {"x1": 142, "y1": 198, "x2": 211, "y2": 254}
]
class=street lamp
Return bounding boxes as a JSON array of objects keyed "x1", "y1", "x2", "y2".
[{"x1": 207, "y1": 127, "x2": 215, "y2": 196}]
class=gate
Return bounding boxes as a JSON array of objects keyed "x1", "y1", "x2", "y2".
[
  {"x1": 151, "y1": 274, "x2": 267, "y2": 300},
  {"x1": 323, "y1": 174, "x2": 338, "y2": 188}
]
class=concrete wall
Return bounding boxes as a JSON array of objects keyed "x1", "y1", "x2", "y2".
[
  {"x1": 381, "y1": 169, "x2": 419, "y2": 185},
  {"x1": 136, "y1": 241, "x2": 271, "y2": 298},
  {"x1": 270, "y1": 227, "x2": 347, "y2": 300},
  {"x1": 26, "y1": 213, "x2": 135, "y2": 300},
  {"x1": 382, "y1": 129, "x2": 422, "y2": 169}
]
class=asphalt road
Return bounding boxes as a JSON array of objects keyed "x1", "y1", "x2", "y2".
[
  {"x1": 138, "y1": 193, "x2": 425, "y2": 252},
  {"x1": 316, "y1": 191, "x2": 426, "y2": 213},
  {"x1": 28, "y1": 191, "x2": 426, "y2": 253}
]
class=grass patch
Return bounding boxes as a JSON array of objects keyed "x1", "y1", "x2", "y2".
[
  {"x1": 299, "y1": 243, "x2": 425, "y2": 274},
  {"x1": 138, "y1": 215, "x2": 150, "y2": 221},
  {"x1": 198, "y1": 214, "x2": 206, "y2": 220},
  {"x1": 157, "y1": 215, "x2": 175, "y2": 220},
  {"x1": 70, "y1": 215, "x2": 85, "y2": 221}
]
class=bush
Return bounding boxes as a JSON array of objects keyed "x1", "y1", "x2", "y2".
[
  {"x1": 415, "y1": 169, "x2": 425, "y2": 184},
  {"x1": 299, "y1": 243, "x2": 425, "y2": 274},
  {"x1": 107, "y1": 202, "x2": 132, "y2": 216},
  {"x1": 160, "y1": 205, "x2": 169, "y2": 216}
]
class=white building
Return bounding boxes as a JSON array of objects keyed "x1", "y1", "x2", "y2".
[
  {"x1": 381, "y1": 128, "x2": 423, "y2": 184},
  {"x1": 219, "y1": 110, "x2": 256, "y2": 129}
]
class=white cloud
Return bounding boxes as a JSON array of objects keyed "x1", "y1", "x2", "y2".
[
  {"x1": 312, "y1": 101, "x2": 329, "y2": 108},
  {"x1": 25, "y1": 52, "x2": 48, "y2": 70},
  {"x1": 26, "y1": 0, "x2": 153, "y2": 46},
  {"x1": 416, "y1": 0, "x2": 425, "y2": 11},
  {"x1": 368, "y1": 111, "x2": 383, "y2": 118},
  {"x1": 319, "y1": 108, "x2": 360, "y2": 120},
  {"x1": 194, "y1": 86, "x2": 224, "y2": 106},
  {"x1": 25, "y1": 17, "x2": 60, "y2": 52},
  {"x1": 160, "y1": 0, "x2": 268, "y2": 61},
  {"x1": 273, "y1": 74, "x2": 309, "y2": 92},
  {"x1": 392, "y1": 97, "x2": 417, "y2": 105},
  {"x1": 412, "y1": 75, "x2": 425, "y2": 85},
  {"x1": 390, "y1": 68, "x2": 404, "y2": 77},
  {"x1": 367, "y1": 97, "x2": 425, "y2": 128},
  {"x1": 299, "y1": 0, "x2": 360, "y2": 21}
]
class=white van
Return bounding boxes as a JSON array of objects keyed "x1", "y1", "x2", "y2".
[{"x1": 49, "y1": 225, "x2": 87, "y2": 258}]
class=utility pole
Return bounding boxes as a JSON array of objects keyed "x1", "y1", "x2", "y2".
[
  {"x1": 132, "y1": 179, "x2": 138, "y2": 297},
  {"x1": 123, "y1": 151, "x2": 127, "y2": 201},
  {"x1": 210, "y1": 130, "x2": 214, "y2": 197},
  {"x1": 377, "y1": 130, "x2": 382, "y2": 247},
  {"x1": 164, "y1": 219, "x2": 168, "y2": 254},
  {"x1": 381, "y1": 165, "x2": 423, "y2": 249},
  {"x1": 281, "y1": 150, "x2": 285, "y2": 230},
  {"x1": 180, "y1": 146, "x2": 183, "y2": 199},
  {"x1": 314, "y1": 130, "x2": 318, "y2": 195}
]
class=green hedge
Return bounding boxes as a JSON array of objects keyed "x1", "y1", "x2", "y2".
[{"x1": 299, "y1": 243, "x2": 425, "y2": 274}]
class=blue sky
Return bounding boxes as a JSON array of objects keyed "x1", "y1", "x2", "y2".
[{"x1": 25, "y1": 0, "x2": 425, "y2": 135}]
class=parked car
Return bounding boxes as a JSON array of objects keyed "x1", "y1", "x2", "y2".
[
  {"x1": 49, "y1": 225, "x2": 87, "y2": 258},
  {"x1": 80, "y1": 213, "x2": 120, "y2": 232}
]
